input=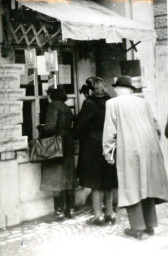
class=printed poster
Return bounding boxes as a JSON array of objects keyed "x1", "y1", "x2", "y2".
[
  {"x1": 0, "y1": 136, "x2": 28, "y2": 153},
  {"x1": 37, "y1": 56, "x2": 49, "y2": 75},
  {"x1": 0, "y1": 125, "x2": 22, "y2": 139},
  {"x1": 0, "y1": 74, "x2": 20, "y2": 89},
  {"x1": 0, "y1": 112, "x2": 23, "y2": 125},
  {"x1": 0, "y1": 101, "x2": 23, "y2": 113},
  {"x1": 24, "y1": 48, "x2": 37, "y2": 69},
  {"x1": 0, "y1": 64, "x2": 25, "y2": 75},
  {"x1": 0, "y1": 89, "x2": 25, "y2": 100},
  {"x1": 45, "y1": 50, "x2": 58, "y2": 72}
]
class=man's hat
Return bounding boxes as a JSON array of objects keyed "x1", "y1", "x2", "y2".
[{"x1": 112, "y1": 76, "x2": 135, "y2": 90}]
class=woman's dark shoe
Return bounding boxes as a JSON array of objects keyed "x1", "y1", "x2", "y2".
[
  {"x1": 113, "y1": 205, "x2": 118, "y2": 213},
  {"x1": 144, "y1": 227, "x2": 154, "y2": 236},
  {"x1": 124, "y1": 229, "x2": 143, "y2": 240},
  {"x1": 105, "y1": 215, "x2": 116, "y2": 225},
  {"x1": 64, "y1": 209, "x2": 73, "y2": 219},
  {"x1": 87, "y1": 217, "x2": 104, "y2": 226}
]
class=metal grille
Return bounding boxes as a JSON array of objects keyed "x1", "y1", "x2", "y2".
[{"x1": 9, "y1": 22, "x2": 61, "y2": 47}]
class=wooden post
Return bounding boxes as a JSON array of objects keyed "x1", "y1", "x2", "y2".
[{"x1": 31, "y1": 68, "x2": 40, "y2": 139}]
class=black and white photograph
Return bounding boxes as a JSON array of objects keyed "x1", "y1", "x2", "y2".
[{"x1": 0, "y1": 0, "x2": 168, "y2": 255}]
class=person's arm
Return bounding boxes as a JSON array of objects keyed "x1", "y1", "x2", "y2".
[
  {"x1": 73, "y1": 99, "x2": 98, "y2": 139},
  {"x1": 103, "y1": 100, "x2": 117, "y2": 165},
  {"x1": 145, "y1": 101, "x2": 161, "y2": 139}
]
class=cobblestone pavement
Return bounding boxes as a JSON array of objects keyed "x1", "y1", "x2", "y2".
[{"x1": 1, "y1": 204, "x2": 168, "y2": 256}]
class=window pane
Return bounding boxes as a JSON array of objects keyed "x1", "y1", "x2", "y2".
[
  {"x1": 40, "y1": 99, "x2": 49, "y2": 124},
  {"x1": 60, "y1": 51, "x2": 74, "y2": 94},
  {"x1": 22, "y1": 101, "x2": 33, "y2": 141}
]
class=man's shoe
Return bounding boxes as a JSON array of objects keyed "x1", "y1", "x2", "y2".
[
  {"x1": 124, "y1": 229, "x2": 143, "y2": 240},
  {"x1": 144, "y1": 227, "x2": 154, "y2": 236}
]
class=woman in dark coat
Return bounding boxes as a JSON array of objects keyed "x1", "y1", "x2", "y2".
[
  {"x1": 38, "y1": 86, "x2": 75, "y2": 218},
  {"x1": 74, "y1": 77, "x2": 118, "y2": 225}
]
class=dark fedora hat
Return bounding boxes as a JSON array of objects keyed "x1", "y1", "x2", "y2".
[{"x1": 112, "y1": 76, "x2": 135, "y2": 90}]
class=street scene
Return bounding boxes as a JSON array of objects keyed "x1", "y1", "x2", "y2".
[{"x1": 0, "y1": 0, "x2": 168, "y2": 255}]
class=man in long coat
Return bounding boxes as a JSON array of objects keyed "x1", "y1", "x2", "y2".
[{"x1": 103, "y1": 76, "x2": 168, "y2": 240}]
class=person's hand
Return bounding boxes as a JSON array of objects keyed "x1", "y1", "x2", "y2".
[
  {"x1": 105, "y1": 153, "x2": 115, "y2": 165},
  {"x1": 107, "y1": 159, "x2": 115, "y2": 165},
  {"x1": 36, "y1": 124, "x2": 45, "y2": 130}
]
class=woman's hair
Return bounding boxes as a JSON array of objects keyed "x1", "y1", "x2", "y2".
[
  {"x1": 79, "y1": 84, "x2": 90, "y2": 96},
  {"x1": 47, "y1": 87, "x2": 67, "y2": 102}
]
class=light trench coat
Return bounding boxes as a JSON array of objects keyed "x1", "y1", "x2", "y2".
[{"x1": 103, "y1": 95, "x2": 168, "y2": 207}]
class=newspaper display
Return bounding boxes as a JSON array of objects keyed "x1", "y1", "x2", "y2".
[
  {"x1": 0, "y1": 136, "x2": 28, "y2": 153},
  {"x1": 0, "y1": 74, "x2": 20, "y2": 89},
  {"x1": 0, "y1": 64, "x2": 28, "y2": 152},
  {"x1": 0, "y1": 125, "x2": 22, "y2": 139}
]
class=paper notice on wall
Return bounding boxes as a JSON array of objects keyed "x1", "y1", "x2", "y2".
[
  {"x1": 58, "y1": 64, "x2": 71, "y2": 84},
  {"x1": 24, "y1": 48, "x2": 37, "y2": 69},
  {"x1": 20, "y1": 65, "x2": 29, "y2": 85},
  {"x1": 0, "y1": 89, "x2": 25, "y2": 100},
  {"x1": 28, "y1": 74, "x2": 34, "y2": 83},
  {"x1": 0, "y1": 136, "x2": 28, "y2": 153},
  {"x1": 0, "y1": 112, "x2": 23, "y2": 125},
  {"x1": 41, "y1": 75, "x2": 48, "y2": 81},
  {"x1": 0, "y1": 101, "x2": 23, "y2": 113},
  {"x1": 42, "y1": 83, "x2": 49, "y2": 96},
  {"x1": 48, "y1": 77, "x2": 54, "y2": 87},
  {"x1": 0, "y1": 74, "x2": 20, "y2": 89},
  {"x1": 0, "y1": 125, "x2": 22, "y2": 139},
  {"x1": 37, "y1": 56, "x2": 49, "y2": 75},
  {"x1": 0, "y1": 64, "x2": 25, "y2": 75},
  {"x1": 45, "y1": 51, "x2": 58, "y2": 72}
]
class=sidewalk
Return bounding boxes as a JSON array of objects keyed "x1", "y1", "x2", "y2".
[{"x1": 1, "y1": 203, "x2": 168, "y2": 256}]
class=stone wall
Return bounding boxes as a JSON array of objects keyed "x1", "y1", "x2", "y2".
[
  {"x1": 154, "y1": 0, "x2": 167, "y2": 45},
  {"x1": 153, "y1": 0, "x2": 168, "y2": 167}
]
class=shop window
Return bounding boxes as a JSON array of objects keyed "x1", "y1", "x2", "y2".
[{"x1": 15, "y1": 48, "x2": 77, "y2": 141}]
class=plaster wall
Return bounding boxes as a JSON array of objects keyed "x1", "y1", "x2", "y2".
[{"x1": 77, "y1": 58, "x2": 96, "y2": 109}]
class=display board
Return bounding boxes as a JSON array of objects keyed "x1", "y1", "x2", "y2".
[{"x1": 0, "y1": 64, "x2": 28, "y2": 154}]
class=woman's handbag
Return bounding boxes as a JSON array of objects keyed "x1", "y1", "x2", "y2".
[{"x1": 29, "y1": 135, "x2": 63, "y2": 163}]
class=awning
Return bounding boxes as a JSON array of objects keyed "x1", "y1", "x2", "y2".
[{"x1": 17, "y1": 0, "x2": 156, "y2": 43}]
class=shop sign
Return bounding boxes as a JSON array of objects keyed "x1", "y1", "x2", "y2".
[
  {"x1": 0, "y1": 74, "x2": 20, "y2": 89},
  {"x1": 0, "y1": 125, "x2": 22, "y2": 139},
  {"x1": 0, "y1": 136, "x2": 28, "y2": 153},
  {"x1": 0, "y1": 89, "x2": 25, "y2": 99}
]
